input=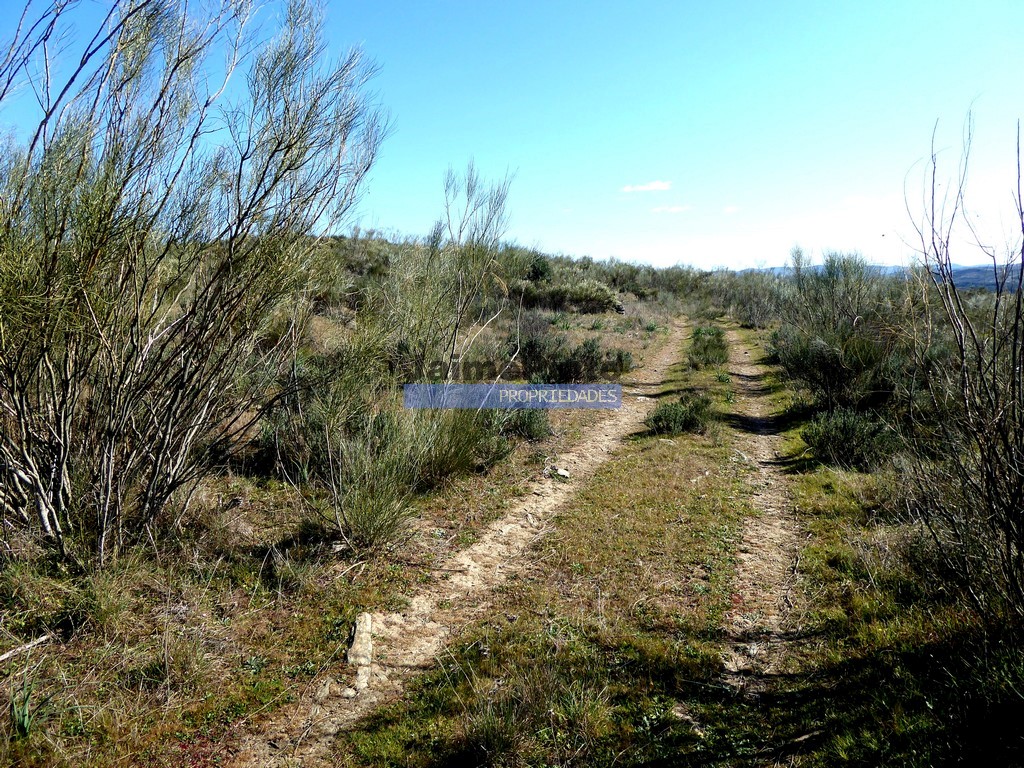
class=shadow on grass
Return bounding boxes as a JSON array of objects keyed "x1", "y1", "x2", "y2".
[
  {"x1": 668, "y1": 628, "x2": 1024, "y2": 768},
  {"x1": 335, "y1": 622, "x2": 1024, "y2": 768},
  {"x1": 720, "y1": 399, "x2": 814, "y2": 437},
  {"x1": 647, "y1": 383, "x2": 704, "y2": 401}
]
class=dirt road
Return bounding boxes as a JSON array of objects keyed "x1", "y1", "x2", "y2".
[{"x1": 228, "y1": 322, "x2": 690, "y2": 767}]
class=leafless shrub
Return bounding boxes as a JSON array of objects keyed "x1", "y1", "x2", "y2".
[{"x1": 902, "y1": 118, "x2": 1024, "y2": 622}]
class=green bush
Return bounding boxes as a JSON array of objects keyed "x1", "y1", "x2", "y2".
[
  {"x1": 645, "y1": 394, "x2": 712, "y2": 435},
  {"x1": 559, "y1": 338, "x2": 603, "y2": 382},
  {"x1": 688, "y1": 325, "x2": 729, "y2": 369},
  {"x1": 801, "y1": 408, "x2": 893, "y2": 470},
  {"x1": 327, "y1": 427, "x2": 413, "y2": 551},
  {"x1": 605, "y1": 348, "x2": 634, "y2": 375},
  {"x1": 409, "y1": 409, "x2": 511, "y2": 490},
  {"x1": 771, "y1": 251, "x2": 913, "y2": 412},
  {"x1": 510, "y1": 277, "x2": 620, "y2": 314},
  {"x1": 501, "y1": 409, "x2": 551, "y2": 441},
  {"x1": 525, "y1": 250, "x2": 553, "y2": 282},
  {"x1": 515, "y1": 316, "x2": 626, "y2": 383},
  {"x1": 566, "y1": 279, "x2": 620, "y2": 313},
  {"x1": 770, "y1": 326, "x2": 902, "y2": 412},
  {"x1": 0, "y1": 0, "x2": 385, "y2": 564},
  {"x1": 246, "y1": 340, "x2": 391, "y2": 481}
]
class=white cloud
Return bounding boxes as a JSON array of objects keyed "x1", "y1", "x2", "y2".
[
  {"x1": 722, "y1": 205, "x2": 740, "y2": 215},
  {"x1": 622, "y1": 180, "x2": 671, "y2": 193},
  {"x1": 652, "y1": 205, "x2": 692, "y2": 214}
]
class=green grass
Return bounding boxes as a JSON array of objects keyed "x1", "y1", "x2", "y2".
[
  {"x1": 689, "y1": 329, "x2": 1024, "y2": 766},
  {"x1": 349, "y1": 326, "x2": 1021, "y2": 767}
]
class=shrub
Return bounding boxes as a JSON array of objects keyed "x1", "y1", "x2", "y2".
[
  {"x1": 688, "y1": 326, "x2": 729, "y2": 369},
  {"x1": 566, "y1": 279, "x2": 620, "y2": 313},
  {"x1": 707, "y1": 269, "x2": 784, "y2": 329},
  {"x1": 408, "y1": 409, "x2": 511, "y2": 490},
  {"x1": 605, "y1": 348, "x2": 634, "y2": 375},
  {"x1": 645, "y1": 394, "x2": 712, "y2": 435},
  {"x1": 558, "y1": 338, "x2": 604, "y2": 382},
  {"x1": 525, "y1": 250, "x2": 553, "y2": 282},
  {"x1": 326, "y1": 422, "x2": 413, "y2": 551},
  {"x1": 801, "y1": 408, "x2": 892, "y2": 470},
  {"x1": 771, "y1": 251, "x2": 912, "y2": 412},
  {"x1": 510, "y1": 277, "x2": 620, "y2": 314},
  {"x1": 514, "y1": 318, "x2": 625, "y2": 383},
  {"x1": 0, "y1": 1, "x2": 384, "y2": 565},
  {"x1": 770, "y1": 324, "x2": 904, "y2": 412},
  {"x1": 501, "y1": 409, "x2": 551, "y2": 441},
  {"x1": 514, "y1": 310, "x2": 561, "y2": 380},
  {"x1": 898, "y1": 131, "x2": 1024, "y2": 622}
]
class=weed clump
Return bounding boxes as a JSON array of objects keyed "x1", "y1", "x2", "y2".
[
  {"x1": 645, "y1": 394, "x2": 712, "y2": 435},
  {"x1": 801, "y1": 408, "x2": 892, "y2": 470},
  {"x1": 688, "y1": 325, "x2": 728, "y2": 369},
  {"x1": 501, "y1": 409, "x2": 551, "y2": 441}
]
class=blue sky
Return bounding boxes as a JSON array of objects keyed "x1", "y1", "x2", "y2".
[
  {"x1": 331, "y1": 0, "x2": 1024, "y2": 269},
  {"x1": 1, "y1": 1, "x2": 1021, "y2": 269}
]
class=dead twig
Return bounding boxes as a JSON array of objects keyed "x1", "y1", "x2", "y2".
[{"x1": 0, "y1": 633, "x2": 53, "y2": 664}]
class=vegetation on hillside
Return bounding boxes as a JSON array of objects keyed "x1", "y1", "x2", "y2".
[{"x1": 0, "y1": 1, "x2": 1021, "y2": 764}]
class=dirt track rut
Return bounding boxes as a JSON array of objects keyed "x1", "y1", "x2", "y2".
[{"x1": 720, "y1": 329, "x2": 803, "y2": 691}]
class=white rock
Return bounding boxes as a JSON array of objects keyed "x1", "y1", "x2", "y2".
[{"x1": 347, "y1": 613, "x2": 373, "y2": 668}]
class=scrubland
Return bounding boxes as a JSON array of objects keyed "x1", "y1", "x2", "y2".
[{"x1": 1, "y1": 2, "x2": 1023, "y2": 765}]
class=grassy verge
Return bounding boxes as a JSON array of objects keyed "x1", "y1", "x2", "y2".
[
  {"x1": 670, "y1": 460, "x2": 1024, "y2": 766},
  {"x1": 666, "y1": 326, "x2": 1024, "y2": 766}
]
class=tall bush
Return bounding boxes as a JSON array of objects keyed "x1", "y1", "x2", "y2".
[
  {"x1": 772, "y1": 250, "x2": 910, "y2": 412},
  {"x1": 0, "y1": 0, "x2": 384, "y2": 564},
  {"x1": 371, "y1": 162, "x2": 518, "y2": 382}
]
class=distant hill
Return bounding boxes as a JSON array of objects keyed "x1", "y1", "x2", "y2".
[
  {"x1": 945, "y1": 263, "x2": 1022, "y2": 291},
  {"x1": 741, "y1": 263, "x2": 1021, "y2": 291}
]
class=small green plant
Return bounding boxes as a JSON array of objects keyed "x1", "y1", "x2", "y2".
[
  {"x1": 10, "y1": 673, "x2": 54, "y2": 741},
  {"x1": 242, "y1": 655, "x2": 270, "y2": 675},
  {"x1": 590, "y1": 318, "x2": 605, "y2": 330},
  {"x1": 801, "y1": 408, "x2": 892, "y2": 470},
  {"x1": 715, "y1": 372, "x2": 731, "y2": 383},
  {"x1": 645, "y1": 394, "x2": 712, "y2": 435},
  {"x1": 688, "y1": 325, "x2": 729, "y2": 369},
  {"x1": 551, "y1": 313, "x2": 571, "y2": 330},
  {"x1": 644, "y1": 322, "x2": 658, "y2": 333},
  {"x1": 502, "y1": 409, "x2": 551, "y2": 441},
  {"x1": 605, "y1": 348, "x2": 634, "y2": 375}
]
